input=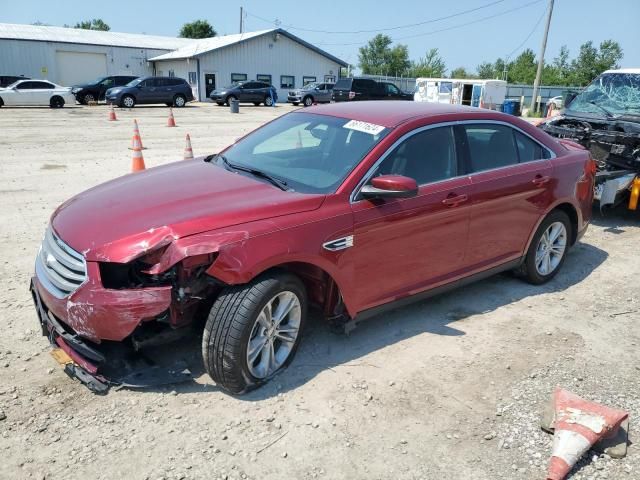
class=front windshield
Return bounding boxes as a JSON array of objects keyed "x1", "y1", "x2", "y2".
[
  {"x1": 221, "y1": 112, "x2": 390, "y2": 194},
  {"x1": 567, "y1": 72, "x2": 640, "y2": 116},
  {"x1": 125, "y1": 78, "x2": 143, "y2": 87},
  {"x1": 90, "y1": 76, "x2": 107, "y2": 85}
]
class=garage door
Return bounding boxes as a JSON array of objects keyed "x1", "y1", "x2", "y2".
[{"x1": 55, "y1": 51, "x2": 107, "y2": 87}]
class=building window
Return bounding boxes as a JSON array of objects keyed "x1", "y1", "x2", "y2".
[
  {"x1": 168, "y1": 70, "x2": 175, "y2": 77},
  {"x1": 231, "y1": 73, "x2": 247, "y2": 83},
  {"x1": 257, "y1": 74, "x2": 272, "y2": 84},
  {"x1": 324, "y1": 75, "x2": 336, "y2": 83},
  {"x1": 303, "y1": 76, "x2": 316, "y2": 86},
  {"x1": 280, "y1": 75, "x2": 295, "y2": 89},
  {"x1": 188, "y1": 72, "x2": 197, "y2": 84}
]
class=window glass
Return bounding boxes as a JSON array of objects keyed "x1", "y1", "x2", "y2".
[
  {"x1": 188, "y1": 72, "x2": 197, "y2": 84},
  {"x1": 16, "y1": 81, "x2": 36, "y2": 89},
  {"x1": 324, "y1": 75, "x2": 336, "y2": 83},
  {"x1": 222, "y1": 112, "x2": 389, "y2": 194},
  {"x1": 464, "y1": 124, "x2": 518, "y2": 172},
  {"x1": 100, "y1": 78, "x2": 114, "y2": 87},
  {"x1": 372, "y1": 126, "x2": 457, "y2": 185},
  {"x1": 514, "y1": 130, "x2": 550, "y2": 162},
  {"x1": 280, "y1": 75, "x2": 295, "y2": 89},
  {"x1": 231, "y1": 73, "x2": 247, "y2": 83},
  {"x1": 257, "y1": 74, "x2": 271, "y2": 84},
  {"x1": 385, "y1": 83, "x2": 400, "y2": 95},
  {"x1": 303, "y1": 76, "x2": 316, "y2": 86}
]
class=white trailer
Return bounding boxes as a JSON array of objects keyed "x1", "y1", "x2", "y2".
[{"x1": 414, "y1": 77, "x2": 507, "y2": 109}]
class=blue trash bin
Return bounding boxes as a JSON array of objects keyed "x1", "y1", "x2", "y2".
[{"x1": 502, "y1": 99, "x2": 516, "y2": 115}]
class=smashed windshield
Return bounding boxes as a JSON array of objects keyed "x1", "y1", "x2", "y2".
[
  {"x1": 220, "y1": 112, "x2": 390, "y2": 194},
  {"x1": 567, "y1": 72, "x2": 640, "y2": 117}
]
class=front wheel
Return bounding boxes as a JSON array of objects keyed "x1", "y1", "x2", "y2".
[
  {"x1": 49, "y1": 96, "x2": 64, "y2": 108},
  {"x1": 303, "y1": 96, "x2": 313, "y2": 107},
  {"x1": 83, "y1": 93, "x2": 95, "y2": 104},
  {"x1": 202, "y1": 272, "x2": 307, "y2": 394},
  {"x1": 121, "y1": 95, "x2": 135, "y2": 108},
  {"x1": 225, "y1": 95, "x2": 237, "y2": 106},
  {"x1": 517, "y1": 210, "x2": 571, "y2": 284},
  {"x1": 264, "y1": 95, "x2": 274, "y2": 106}
]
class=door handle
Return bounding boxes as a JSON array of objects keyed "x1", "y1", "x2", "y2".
[
  {"x1": 532, "y1": 175, "x2": 551, "y2": 186},
  {"x1": 442, "y1": 194, "x2": 468, "y2": 207}
]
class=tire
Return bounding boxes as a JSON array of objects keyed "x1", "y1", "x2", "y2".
[
  {"x1": 292, "y1": 102, "x2": 299, "y2": 106},
  {"x1": 216, "y1": 102, "x2": 224, "y2": 106},
  {"x1": 0, "y1": 97, "x2": 3, "y2": 108},
  {"x1": 264, "y1": 95, "x2": 274, "y2": 107},
  {"x1": 173, "y1": 94, "x2": 186, "y2": 107},
  {"x1": 517, "y1": 210, "x2": 571, "y2": 285},
  {"x1": 303, "y1": 96, "x2": 313, "y2": 107},
  {"x1": 253, "y1": 102, "x2": 261, "y2": 106},
  {"x1": 49, "y1": 96, "x2": 64, "y2": 108},
  {"x1": 202, "y1": 272, "x2": 307, "y2": 394},
  {"x1": 83, "y1": 93, "x2": 95, "y2": 104},
  {"x1": 121, "y1": 95, "x2": 135, "y2": 108},
  {"x1": 225, "y1": 95, "x2": 237, "y2": 106}
]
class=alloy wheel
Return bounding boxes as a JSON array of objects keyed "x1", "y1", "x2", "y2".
[
  {"x1": 123, "y1": 96, "x2": 134, "y2": 108},
  {"x1": 535, "y1": 221, "x2": 567, "y2": 276},
  {"x1": 84, "y1": 94, "x2": 95, "y2": 103},
  {"x1": 175, "y1": 95, "x2": 185, "y2": 107},
  {"x1": 265, "y1": 96, "x2": 273, "y2": 106},
  {"x1": 246, "y1": 291, "x2": 301, "y2": 379}
]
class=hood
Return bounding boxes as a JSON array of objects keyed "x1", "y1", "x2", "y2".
[
  {"x1": 51, "y1": 159, "x2": 325, "y2": 262},
  {"x1": 72, "y1": 82, "x2": 94, "y2": 89}
]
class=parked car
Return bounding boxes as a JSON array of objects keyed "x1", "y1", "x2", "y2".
[
  {"x1": 287, "y1": 82, "x2": 334, "y2": 106},
  {"x1": 0, "y1": 79, "x2": 75, "y2": 108},
  {"x1": 0, "y1": 75, "x2": 29, "y2": 88},
  {"x1": 31, "y1": 102, "x2": 594, "y2": 394},
  {"x1": 105, "y1": 76, "x2": 194, "y2": 108},
  {"x1": 332, "y1": 77, "x2": 413, "y2": 102},
  {"x1": 209, "y1": 81, "x2": 277, "y2": 106},
  {"x1": 72, "y1": 75, "x2": 138, "y2": 104},
  {"x1": 546, "y1": 95, "x2": 563, "y2": 110}
]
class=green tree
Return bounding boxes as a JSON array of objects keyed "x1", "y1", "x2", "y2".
[
  {"x1": 450, "y1": 67, "x2": 472, "y2": 79},
  {"x1": 179, "y1": 20, "x2": 217, "y2": 39},
  {"x1": 476, "y1": 62, "x2": 495, "y2": 79},
  {"x1": 74, "y1": 19, "x2": 110, "y2": 31},
  {"x1": 358, "y1": 34, "x2": 410, "y2": 76},
  {"x1": 409, "y1": 48, "x2": 446, "y2": 78},
  {"x1": 507, "y1": 49, "x2": 537, "y2": 84}
]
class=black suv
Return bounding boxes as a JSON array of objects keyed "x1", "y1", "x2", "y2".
[
  {"x1": 332, "y1": 77, "x2": 413, "y2": 102},
  {"x1": 72, "y1": 75, "x2": 138, "y2": 104},
  {"x1": 209, "y1": 81, "x2": 278, "y2": 106},
  {"x1": 0, "y1": 75, "x2": 29, "y2": 88},
  {"x1": 105, "y1": 76, "x2": 195, "y2": 108}
]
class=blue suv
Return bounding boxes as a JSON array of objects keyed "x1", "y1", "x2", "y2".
[{"x1": 106, "y1": 76, "x2": 194, "y2": 108}]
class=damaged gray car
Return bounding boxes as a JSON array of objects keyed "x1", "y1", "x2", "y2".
[{"x1": 539, "y1": 68, "x2": 640, "y2": 209}]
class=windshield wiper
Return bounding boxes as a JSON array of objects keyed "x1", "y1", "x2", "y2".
[
  {"x1": 588, "y1": 101, "x2": 616, "y2": 119},
  {"x1": 213, "y1": 154, "x2": 290, "y2": 191}
]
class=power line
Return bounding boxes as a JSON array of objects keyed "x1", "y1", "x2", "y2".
[
  {"x1": 315, "y1": 0, "x2": 545, "y2": 46},
  {"x1": 505, "y1": 4, "x2": 547, "y2": 60},
  {"x1": 246, "y1": 0, "x2": 506, "y2": 35}
]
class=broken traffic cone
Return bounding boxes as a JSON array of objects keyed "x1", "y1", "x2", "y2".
[
  {"x1": 130, "y1": 133, "x2": 146, "y2": 173},
  {"x1": 547, "y1": 388, "x2": 628, "y2": 480},
  {"x1": 183, "y1": 133, "x2": 194, "y2": 160},
  {"x1": 108, "y1": 104, "x2": 117, "y2": 121},
  {"x1": 129, "y1": 119, "x2": 146, "y2": 150},
  {"x1": 167, "y1": 107, "x2": 176, "y2": 127}
]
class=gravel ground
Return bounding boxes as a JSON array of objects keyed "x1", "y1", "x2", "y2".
[{"x1": 0, "y1": 103, "x2": 638, "y2": 480}]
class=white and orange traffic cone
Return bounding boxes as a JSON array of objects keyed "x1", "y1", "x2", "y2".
[
  {"x1": 546, "y1": 388, "x2": 628, "y2": 480},
  {"x1": 130, "y1": 133, "x2": 146, "y2": 172},
  {"x1": 108, "y1": 104, "x2": 117, "y2": 121},
  {"x1": 167, "y1": 107, "x2": 176, "y2": 127},
  {"x1": 183, "y1": 133, "x2": 194, "y2": 160},
  {"x1": 128, "y1": 119, "x2": 146, "y2": 150}
]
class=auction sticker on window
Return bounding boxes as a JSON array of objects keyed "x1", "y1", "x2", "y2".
[{"x1": 343, "y1": 120, "x2": 385, "y2": 136}]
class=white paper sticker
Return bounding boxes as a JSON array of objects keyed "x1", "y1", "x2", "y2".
[{"x1": 343, "y1": 119, "x2": 385, "y2": 136}]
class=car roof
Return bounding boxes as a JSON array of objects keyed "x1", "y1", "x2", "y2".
[{"x1": 304, "y1": 101, "x2": 509, "y2": 128}]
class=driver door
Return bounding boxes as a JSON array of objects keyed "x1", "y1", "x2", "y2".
[{"x1": 350, "y1": 125, "x2": 472, "y2": 311}]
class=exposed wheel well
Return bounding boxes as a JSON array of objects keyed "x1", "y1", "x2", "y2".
[{"x1": 552, "y1": 203, "x2": 578, "y2": 245}]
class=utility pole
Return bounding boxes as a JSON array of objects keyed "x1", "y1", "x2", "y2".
[
  {"x1": 530, "y1": 0, "x2": 554, "y2": 113},
  {"x1": 239, "y1": 6, "x2": 243, "y2": 33}
]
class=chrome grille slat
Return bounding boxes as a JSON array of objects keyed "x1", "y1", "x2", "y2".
[{"x1": 35, "y1": 226, "x2": 87, "y2": 298}]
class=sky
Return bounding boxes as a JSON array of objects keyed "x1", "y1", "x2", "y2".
[{"x1": 1, "y1": 0, "x2": 639, "y2": 74}]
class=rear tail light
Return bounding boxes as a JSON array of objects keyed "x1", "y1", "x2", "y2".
[
  {"x1": 585, "y1": 157, "x2": 597, "y2": 176},
  {"x1": 348, "y1": 91, "x2": 356, "y2": 99}
]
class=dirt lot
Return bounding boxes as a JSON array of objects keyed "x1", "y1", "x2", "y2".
[{"x1": 0, "y1": 103, "x2": 638, "y2": 480}]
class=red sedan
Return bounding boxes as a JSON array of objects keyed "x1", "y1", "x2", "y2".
[{"x1": 31, "y1": 102, "x2": 595, "y2": 394}]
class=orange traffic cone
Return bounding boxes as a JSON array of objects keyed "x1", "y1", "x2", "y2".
[
  {"x1": 296, "y1": 130, "x2": 303, "y2": 148},
  {"x1": 167, "y1": 108, "x2": 176, "y2": 127},
  {"x1": 130, "y1": 133, "x2": 146, "y2": 172},
  {"x1": 183, "y1": 134, "x2": 194, "y2": 160},
  {"x1": 129, "y1": 119, "x2": 146, "y2": 150},
  {"x1": 547, "y1": 388, "x2": 628, "y2": 480},
  {"x1": 108, "y1": 104, "x2": 117, "y2": 121}
]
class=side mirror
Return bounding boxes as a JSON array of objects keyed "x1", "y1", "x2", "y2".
[{"x1": 360, "y1": 175, "x2": 418, "y2": 199}]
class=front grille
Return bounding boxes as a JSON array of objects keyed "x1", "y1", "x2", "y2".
[{"x1": 35, "y1": 226, "x2": 87, "y2": 298}]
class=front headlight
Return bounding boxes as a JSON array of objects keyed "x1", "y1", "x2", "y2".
[{"x1": 71, "y1": 87, "x2": 80, "y2": 94}]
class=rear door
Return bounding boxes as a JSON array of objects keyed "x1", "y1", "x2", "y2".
[
  {"x1": 351, "y1": 124, "x2": 472, "y2": 309},
  {"x1": 462, "y1": 122, "x2": 553, "y2": 270},
  {"x1": 332, "y1": 78, "x2": 353, "y2": 102},
  {"x1": 138, "y1": 78, "x2": 162, "y2": 103}
]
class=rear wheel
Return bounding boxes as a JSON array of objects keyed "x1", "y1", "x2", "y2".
[
  {"x1": 121, "y1": 95, "x2": 135, "y2": 108},
  {"x1": 517, "y1": 210, "x2": 571, "y2": 284},
  {"x1": 49, "y1": 96, "x2": 64, "y2": 108},
  {"x1": 303, "y1": 96, "x2": 313, "y2": 107},
  {"x1": 173, "y1": 94, "x2": 186, "y2": 107},
  {"x1": 202, "y1": 272, "x2": 307, "y2": 394},
  {"x1": 225, "y1": 95, "x2": 237, "y2": 106}
]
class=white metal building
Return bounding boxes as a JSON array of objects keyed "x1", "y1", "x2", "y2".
[{"x1": 0, "y1": 23, "x2": 346, "y2": 102}]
